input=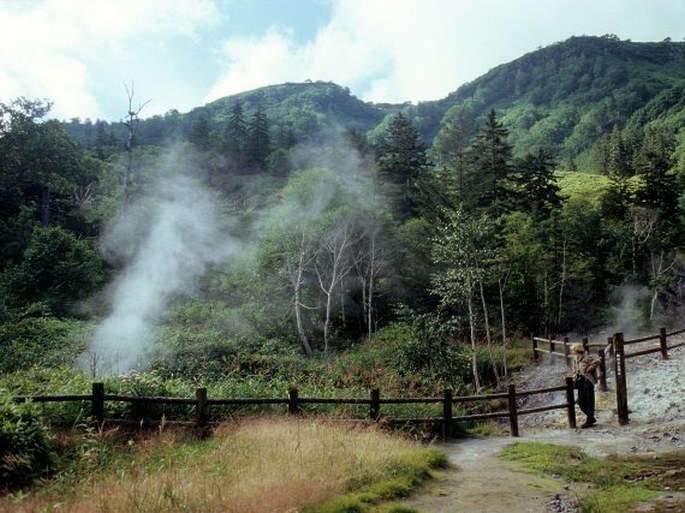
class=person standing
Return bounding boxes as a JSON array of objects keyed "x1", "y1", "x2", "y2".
[{"x1": 571, "y1": 343, "x2": 600, "y2": 428}]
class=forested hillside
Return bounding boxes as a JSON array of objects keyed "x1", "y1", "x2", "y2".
[
  {"x1": 63, "y1": 36, "x2": 685, "y2": 174},
  {"x1": 2, "y1": 35, "x2": 685, "y2": 393},
  {"x1": 425, "y1": 35, "x2": 685, "y2": 172}
]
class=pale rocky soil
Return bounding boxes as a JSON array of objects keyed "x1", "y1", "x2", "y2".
[{"x1": 399, "y1": 339, "x2": 685, "y2": 513}]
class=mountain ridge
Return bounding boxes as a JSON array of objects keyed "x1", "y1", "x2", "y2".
[{"x1": 62, "y1": 35, "x2": 685, "y2": 171}]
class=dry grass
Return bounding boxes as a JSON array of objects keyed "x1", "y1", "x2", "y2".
[{"x1": 0, "y1": 417, "x2": 443, "y2": 513}]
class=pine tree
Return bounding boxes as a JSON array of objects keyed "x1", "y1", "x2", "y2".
[
  {"x1": 516, "y1": 149, "x2": 563, "y2": 219},
  {"x1": 606, "y1": 127, "x2": 631, "y2": 178},
  {"x1": 464, "y1": 110, "x2": 516, "y2": 217},
  {"x1": 635, "y1": 127, "x2": 678, "y2": 223},
  {"x1": 375, "y1": 112, "x2": 428, "y2": 219},
  {"x1": 224, "y1": 100, "x2": 247, "y2": 171},
  {"x1": 94, "y1": 121, "x2": 117, "y2": 160},
  {"x1": 247, "y1": 105, "x2": 270, "y2": 172},
  {"x1": 431, "y1": 106, "x2": 477, "y2": 209},
  {"x1": 189, "y1": 114, "x2": 211, "y2": 152}
]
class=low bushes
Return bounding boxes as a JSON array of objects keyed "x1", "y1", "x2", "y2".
[{"x1": 0, "y1": 398, "x2": 55, "y2": 490}]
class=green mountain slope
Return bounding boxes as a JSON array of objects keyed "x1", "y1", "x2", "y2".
[
  {"x1": 62, "y1": 36, "x2": 685, "y2": 173},
  {"x1": 198, "y1": 81, "x2": 395, "y2": 140},
  {"x1": 409, "y1": 35, "x2": 685, "y2": 169}
]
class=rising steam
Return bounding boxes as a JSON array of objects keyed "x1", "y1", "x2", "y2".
[{"x1": 79, "y1": 151, "x2": 236, "y2": 375}]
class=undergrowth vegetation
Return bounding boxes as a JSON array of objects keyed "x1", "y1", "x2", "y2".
[
  {"x1": 0, "y1": 317, "x2": 528, "y2": 500},
  {"x1": 0, "y1": 399, "x2": 55, "y2": 491},
  {"x1": 0, "y1": 417, "x2": 447, "y2": 513}
]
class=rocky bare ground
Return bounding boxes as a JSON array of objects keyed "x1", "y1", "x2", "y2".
[{"x1": 400, "y1": 339, "x2": 685, "y2": 513}]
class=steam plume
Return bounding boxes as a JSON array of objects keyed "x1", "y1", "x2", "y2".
[{"x1": 79, "y1": 153, "x2": 236, "y2": 375}]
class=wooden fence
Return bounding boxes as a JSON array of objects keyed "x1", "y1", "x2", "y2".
[
  {"x1": 13, "y1": 378, "x2": 579, "y2": 440},
  {"x1": 531, "y1": 335, "x2": 611, "y2": 391},
  {"x1": 612, "y1": 327, "x2": 685, "y2": 425},
  {"x1": 532, "y1": 326, "x2": 685, "y2": 426}
]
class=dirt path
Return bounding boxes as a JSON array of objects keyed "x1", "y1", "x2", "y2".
[
  {"x1": 396, "y1": 343, "x2": 685, "y2": 513},
  {"x1": 402, "y1": 436, "x2": 568, "y2": 513}
]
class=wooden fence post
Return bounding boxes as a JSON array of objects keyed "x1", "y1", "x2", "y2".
[
  {"x1": 613, "y1": 333, "x2": 629, "y2": 425},
  {"x1": 92, "y1": 382, "x2": 105, "y2": 426},
  {"x1": 598, "y1": 349, "x2": 608, "y2": 392},
  {"x1": 288, "y1": 387, "x2": 299, "y2": 415},
  {"x1": 565, "y1": 376, "x2": 576, "y2": 429},
  {"x1": 370, "y1": 388, "x2": 380, "y2": 421},
  {"x1": 659, "y1": 327, "x2": 668, "y2": 360},
  {"x1": 582, "y1": 337, "x2": 589, "y2": 353},
  {"x1": 196, "y1": 387, "x2": 208, "y2": 427},
  {"x1": 532, "y1": 336, "x2": 538, "y2": 362},
  {"x1": 549, "y1": 337, "x2": 554, "y2": 364},
  {"x1": 607, "y1": 336, "x2": 614, "y2": 357},
  {"x1": 442, "y1": 389, "x2": 453, "y2": 441},
  {"x1": 563, "y1": 337, "x2": 570, "y2": 366},
  {"x1": 507, "y1": 384, "x2": 519, "y2": 437}
]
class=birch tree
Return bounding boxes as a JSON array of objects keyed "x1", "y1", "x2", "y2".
[
  {"x1": 431, "y1": 207, "x2": 498, "y2": 390},
  {"x1": 315, "y1": 209, "x2": 360, "y2": 354}
]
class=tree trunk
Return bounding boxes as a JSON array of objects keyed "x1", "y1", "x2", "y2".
[
  {"x1": 558, "y1": 235, "x2": 568, "y2": 326},
  {"x1": 478, "y1": 278, "x2": 500, "y2": 387},
  {"x1": 467, "y1": 276, "x2": 481, "y2": 391},
  {"x1": 498, "y1": 278, "x2": 508, "y2": 377},
  {"x1": 648, "y1": 250, "x2": 675, "y2": 322},
  {"x1": 366, "y1": 229, "x2": 378, "y2": 340},
  {"x1": 293, "y1": 233, "x2": 313, "y2": 356},
  {"x1": 317, "y1": 225, "x2": 356, "y2": 355}
]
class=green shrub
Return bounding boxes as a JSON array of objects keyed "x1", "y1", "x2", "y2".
[
  {"x1": 0, "y1": 225, "x2": 105, "y2": 317},
  {"x1": 0, "y1": 316, "x2": 91, "y2": 373},
  {"x1": 0, "y1": 398, "x2": 55, "y2": 489},
  {"x1": 385, "y1": 319, "x2": 470, "y2": 390}
]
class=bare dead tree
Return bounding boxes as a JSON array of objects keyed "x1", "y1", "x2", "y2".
[
  {"x1": 649, "y1": 250, "x2": 677, "y2": 321},
  {"x1": 631, "y1": 206, "x2": 659, "y2": 275},
  {"x1": 286, "y1": 228, "x2": 317, "y2": 356},
  {"x1": 73, "y1": 183, "x2": 96, "y2": 207},
  {"x1": 315, "y1": 221, "x2": 360, "y2": 355},
  {"x1": 121, "y1": 83, "x2": 150, "y2": 215},
  {"x1": 353, "y1": 226, "x2": 389, "y2": 340}
]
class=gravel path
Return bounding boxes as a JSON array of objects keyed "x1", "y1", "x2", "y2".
[{"x1": 399, "y1": 341, "x2": 685, "y2": 513}]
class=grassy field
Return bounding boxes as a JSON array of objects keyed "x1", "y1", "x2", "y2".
[{"x1": 0, "y1": 417, "x2": 447, "y2": 513}]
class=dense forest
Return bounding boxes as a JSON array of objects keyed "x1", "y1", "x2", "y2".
[{"x1": 2, "y1": 35, "x2": 685, "y2": 393}]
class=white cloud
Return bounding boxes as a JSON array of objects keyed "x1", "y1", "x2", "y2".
[
  {"x1": 2, "y1": 0, "x2": 684, "y2": 119},
  {"x1": 206, "y1": 0, "x2": 685, "y2": 106},
  {"x1": 205, "y1": 27, "x2": 300, "y2": 100},
  {"x1": 204, "y1": 1, "x2": 398, "y2": 103},
  {"x1": 0, "y1": 0, "x2": 220, "y2": 119}
]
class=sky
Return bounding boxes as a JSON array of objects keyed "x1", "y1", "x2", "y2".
[{"x1": 1, "y1": 0, "x2": 683, "y2": 122}]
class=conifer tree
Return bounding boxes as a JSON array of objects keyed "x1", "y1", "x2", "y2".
[
  {"x1": 464, "y1": 110, "x2": 516, "y2": 217},
  {"x1": 375, "y1": 112, "x2": 428, "y2": 219},
  {"x1": 606, "y1": 127, "x2": 632, "y2": 178},
  {"x1": 635, "y1": 127, "x2": 679, "y2": 224},
  {"x1": 224, "y1": 100, "x2": 247, "y2": 171},
  {"x1": 247, "y1": 105, "x2": 270, "y2": 172},
  {"x1": 431, "y1": 106, "x2": 477, "y2": 209},
  {"x1": 516, "y1": 149, "x2": 563, "y2": 219},
  {"x1": 189, "y1": 114, "x2": 211, "y2": 152}
]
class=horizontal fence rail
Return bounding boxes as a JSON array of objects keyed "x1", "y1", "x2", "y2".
[
  {"x1": 622, "y1": 327, "x2": 685, "y2": 359},
  {"x1": 13, "y1": 378, "x2": 578, "y2": 439}
]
